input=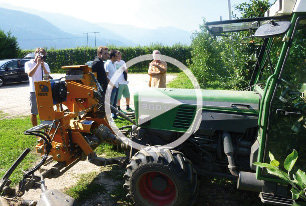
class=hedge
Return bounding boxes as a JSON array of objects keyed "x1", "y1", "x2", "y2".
[{"x1": 19, "y1": 45, "x2": 192, "y2": 73}]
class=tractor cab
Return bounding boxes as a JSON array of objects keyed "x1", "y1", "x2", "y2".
[{"x1": 205, "y1": 0, "x2": 306, "y2": 204}]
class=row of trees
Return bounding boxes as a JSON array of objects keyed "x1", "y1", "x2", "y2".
[
  {"x1": 189, "y1": 0, "x2": 270, "y2": 90},
  {"x1": 19, "y1": 45, "x2": 191, "y2": 73},
  {"x1": 0, "y1": 31, "x2": 19, "y2": 59}
]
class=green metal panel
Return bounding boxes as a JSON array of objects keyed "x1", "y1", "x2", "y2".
[{"x1": 134, "y1": 88, "x2": 260, "y2": 132}]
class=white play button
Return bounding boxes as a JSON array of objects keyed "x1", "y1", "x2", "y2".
[{"x1": 138, "y1": 89, "x2": 183, "y2": 125}]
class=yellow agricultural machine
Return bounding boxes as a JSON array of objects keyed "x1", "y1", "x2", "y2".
[{"x1": 0, "y1": 65, "x2": 131, "y2": 205}]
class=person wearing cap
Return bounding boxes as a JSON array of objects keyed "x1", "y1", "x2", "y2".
[{"x1": 148, "y1": 50, "x2": 167, "y2": 88}]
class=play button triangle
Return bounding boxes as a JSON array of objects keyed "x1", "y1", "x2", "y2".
[{"x1": 138, "y1": 89, "x2": 183, "y2": 125}]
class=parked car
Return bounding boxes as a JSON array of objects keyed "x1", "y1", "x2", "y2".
[
  {"x1": 23, "y1": 52, "x2": 35, "y2": 59},
  {"x1": 85, "y1": 60, "x2": 93, "y2": 68},
  {"x1": 0, "y1": 59, "x2": 29, "y2": 87}
]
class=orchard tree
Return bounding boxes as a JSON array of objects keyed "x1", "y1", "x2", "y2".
[
  {"x1": 234, "y1": 0, "x2": 270, "y2": 18},
  {"x1": 0, "y1": 30, "x2": 20, "y2": 59},
  {"x1": 189, "y1": 0, "x2": 271, "y2": 89}
]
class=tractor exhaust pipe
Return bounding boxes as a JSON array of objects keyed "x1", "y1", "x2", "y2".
[
  {"x1": 223, "y1": 132, "x2": 239, "y2": 176},
  {"x1": 237, "y1": 171, "x2": 264, "y2": 192}
]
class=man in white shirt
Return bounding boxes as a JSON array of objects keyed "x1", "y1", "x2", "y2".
[
  {"x1": 104, "y1": 50, "x2": 119, "y2": 118},
  {"x1": 25, "y1": 48, "x2": 51, "y2": 126},
  {"x1": 115, "y1": 51, "x2": 133, "y2": 112}
]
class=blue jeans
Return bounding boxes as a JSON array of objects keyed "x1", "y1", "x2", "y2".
[{"x1": 110, "y1": 87, "x2": 118, "y2": 115}]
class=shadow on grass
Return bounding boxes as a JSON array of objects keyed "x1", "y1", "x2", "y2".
[
  {"x1": 65, "y1": 165, "x2": 132, "y2": 206},
  {"x1": 66, "y1": 163, "x2": 263, "y2": 206},
  {"x1": 195, "y1": 176, "x2": 263, "y2": 206}
]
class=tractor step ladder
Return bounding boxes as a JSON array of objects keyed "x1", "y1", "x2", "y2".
[{"x1": 259, "y1": 192, "x2": 294, "y2": 206}]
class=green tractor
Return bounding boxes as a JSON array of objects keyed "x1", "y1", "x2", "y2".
[{"x1": 124, "y1": 0, "x2": 306, "y2": 205}]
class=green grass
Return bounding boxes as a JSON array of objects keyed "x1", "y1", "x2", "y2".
[
  {"x1": 65, "y1": 165, "x2": 132, "y2": 205},
  {"x1": 65, "y1": 172, "x2": 106, "y2": 201},
  {"x1": 0, "y1": 111, "x2": 8, "y2": 119},
  {"x1": 94, "y1": 117, "x2": 132, "y2": 157},
  {"x1": 104, "y1": 165, "x2": 132, "y2": 205},
  {"x1": 94, "y1": 143, "x2": 125, "y2": 157},
  {"x1": 128, "y1": 69, "x2": 181, "y2": 74},
  {"x1": 114, "y1": 117, "x2": 132, "y2": 129},
  {"x1": 0, "y1": 116, "x2": 38, "y2": 184},
  {"x1": 0, "y1": 113, "x2": 129, "y2": 185},
  {"x1": 167, "y1": 72, "x2": 194, "y2": 89},
  {"x1": 167, "y1": 72, "x2": 225, "y2": 90}
]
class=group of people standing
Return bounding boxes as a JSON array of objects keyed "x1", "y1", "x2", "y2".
[
  {"x1": 91, "y1": 47, "x2": 168, "y2": 118},
  {"x1": 91, "y1": 47, "x2": 132, "y2": 119},
  {"x1": 25, "y1": 47, "x2": 168, "y2": 125}
]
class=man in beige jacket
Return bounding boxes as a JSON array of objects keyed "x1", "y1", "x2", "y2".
[{"x1": 148, "y1": 50, "x2": 167, "y2": 88}]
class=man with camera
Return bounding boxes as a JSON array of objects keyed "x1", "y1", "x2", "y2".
[{"x1": 25, "y1": 48, "x2": 50, "y2": 126}]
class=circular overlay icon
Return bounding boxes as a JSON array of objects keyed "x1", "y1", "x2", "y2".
[{"x1": 104, "y1": 54, "x2": 202, "y2": 150}]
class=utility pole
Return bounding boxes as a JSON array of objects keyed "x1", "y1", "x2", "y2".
[
  {"x1": 84, "y1": 32, "x2": 89, "y2": 47},
  {"x1": 93, "y1": 32, "x2": 100, "y2": 47},
  {"x1": 84, "y1": 32, "x2": 100, "y2": 47},
  {"x1": 228, "y1": 0, "x2": 232, "y2": 20}
]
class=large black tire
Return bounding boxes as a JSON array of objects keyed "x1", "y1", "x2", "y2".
[{"x1": 124, "y1": 146, "x2": 198, "y2": 206}]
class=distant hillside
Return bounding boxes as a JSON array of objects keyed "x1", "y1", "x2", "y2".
[
  {"x1": 0, "y1": 7, "x2": 192, "y2": 49},
  {"x1": 35, "y1": 12, "x2": 134, "y2": 46},
  {"x1": 0, "y1": 7, "x2": 129, "y2": 49},
  {"x1": 99, "y1": 23, "x2": 192, "y2": 46},
  {"x1": 34, "y1": 12, "x2": 191, "y2": 46}
]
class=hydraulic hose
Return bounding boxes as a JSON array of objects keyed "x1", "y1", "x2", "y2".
[{"x1": 18, "y1": 130, "x2": 52, "y2": 195}]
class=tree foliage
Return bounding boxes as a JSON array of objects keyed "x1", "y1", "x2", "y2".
[
  {"x1": 189, "y1": 0, "x2": 270, "y2": 89},
  {"x1": 19, "y1": 44, "x2": 191, "y2": 73},
  {"x1": 234, "y1": 0, "x2": 270, "y2": 18},
  {"x1": 254, "y1": 150, "x2": 306, "y2": 201},
  {"x1": 0, "y1": 30, "x2": 20, "y2": 59}
]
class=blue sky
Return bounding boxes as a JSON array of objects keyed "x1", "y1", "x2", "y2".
[{"x1": 0, "y1": 0, "x2": 274, "y2": 32}]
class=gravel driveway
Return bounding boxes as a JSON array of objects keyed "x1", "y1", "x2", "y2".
[{"x1": 0, "y1": 73, "x2": 177, "y2": 118}]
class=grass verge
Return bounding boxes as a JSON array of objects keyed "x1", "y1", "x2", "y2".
[
  {"x1": 0, "y1": 116, "x2": 38, "y2": 184},
  {"x1": 65, "y1": 165, "x2": 132, "y2": 205},
  {"x1": 0, "y1": 111, "x2": 8, "y2": 119},
  {"x1": 94, "y1": 117, "x2": 132, "y2": 157},
  {"x1": 167, "y1": 72, "x2": 194, "y2": 89},
  {"x1": 104, "y1": 165, "x2": 132, "y2": 205},
  {"x1": 65, "y1": 171, "x2": 106, "y2": 201}
]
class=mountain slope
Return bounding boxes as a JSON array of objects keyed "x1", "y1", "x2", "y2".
[
  {"x1": 0, "y1": 7, "x2": 191, "y2": 49},
  {"x1": 0, "y1": 7, "x2": 129, "y2": 49},
  {"x1": 99, "y1": 23, "x2": 192, "y2": 45},
  {"x1": 34, "y1": 12, "x2": 133, "y2": 46},
  {"x1": 16, "y1": 9, "x2": 192, "y2": 46}
]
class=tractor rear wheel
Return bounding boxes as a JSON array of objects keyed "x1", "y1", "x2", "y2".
[{"x1": 124, "y1": 146, "x2": 198, "y2": 206}]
